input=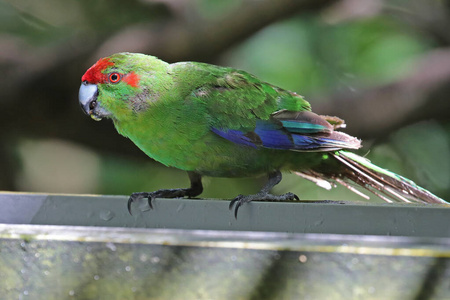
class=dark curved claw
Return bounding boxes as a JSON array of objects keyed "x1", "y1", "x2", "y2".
[
  {"x1": 233, "y1": 204, "x2": 240, "y2": 219},
  {"x1": 229, "y1": 194, "x2": 243, "y2": 210},
  {"x1": 127, "y1": 192, "x2": 153, "y2": 215},
  {"x1": 127, "y1": 198, "x2": 133, "y2": 215},
  {"x1": 230, "y1": 195, "x2": 246, "y2": 219}
]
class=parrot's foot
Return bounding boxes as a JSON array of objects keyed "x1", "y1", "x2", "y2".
[
  {"x1": 229, "y1": 192, "x2": 299, "y2": 219},
  {"x1": 127, "y1": 171, "x2": 203, "y2": 215},
  {"x1": 229, "y1": 170, "x2": 299, "y2": 218},
  {"x1": 128, "y1": 188, "x2": 191, "y2": 214}
]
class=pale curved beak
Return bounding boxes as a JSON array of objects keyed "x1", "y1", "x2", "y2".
[
  {"x1": 79, "y1": 82, "x2": 98, "y2": 116},
  {"x1": 79, "y1": 82, "x2": 111, "y2": 121}
]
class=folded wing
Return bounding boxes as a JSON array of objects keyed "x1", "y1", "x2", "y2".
[{"x1": 212, "y1": 110, "x2": 361, "y2": 152}]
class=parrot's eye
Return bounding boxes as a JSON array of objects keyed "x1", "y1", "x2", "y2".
[{"x1": 109, "y1": 73, "x2": 121, "y2": 83}]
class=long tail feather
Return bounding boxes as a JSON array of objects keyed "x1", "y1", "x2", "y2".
[
  {"x1": 297, "y1": 151, "x2": 448, "y2": 204},
  {"x1": 336, "y1": 151, "x2": 449, "y2": 204}
]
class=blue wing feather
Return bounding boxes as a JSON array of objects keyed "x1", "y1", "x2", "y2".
[
  {"x1": 212, "y1": 113, "x2": 361, "y2": 151},
  {"x1": 253, "y1": 121, "x2": 293, "y2": 149},
  {"x1": 211, "y1": 128, "x2": 258, "y2": 148}
]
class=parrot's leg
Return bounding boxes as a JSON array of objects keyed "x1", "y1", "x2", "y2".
[
  {"x1": 229, "y1": 170, "x2": 299, "y2": 218},
  {"x1": 127, "y1": 171, "x2": 203, "y2": 215}
]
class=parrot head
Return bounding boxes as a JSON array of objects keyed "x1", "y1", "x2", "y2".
[{"x1": 79, "y1": 52, "x2": 168, "y2": 121}]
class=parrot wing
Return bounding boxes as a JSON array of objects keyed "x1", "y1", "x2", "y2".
[
  {"x1": 211, "y1": 110, "x2": 361, "y2": 152},
  {"x1": 191, "y1": 68, "x2": 361, "y2": 152}
]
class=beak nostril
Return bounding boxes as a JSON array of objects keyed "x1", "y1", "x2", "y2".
[{"x1": 89, "y1": 100, "x2": 97, "y2": 110}]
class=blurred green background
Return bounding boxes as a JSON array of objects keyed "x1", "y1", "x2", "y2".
[{"x1": 1, "y1": 0, "x2": 449, "y2": 202}]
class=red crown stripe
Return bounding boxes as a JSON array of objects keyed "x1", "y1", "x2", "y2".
[{"x1": 81, "y1": 58, "x2": 114, "y2": 83}]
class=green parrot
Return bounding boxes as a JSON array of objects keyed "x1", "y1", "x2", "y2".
[{"x1": 78, "y1": 52, "x2": 448, "y2": 216}]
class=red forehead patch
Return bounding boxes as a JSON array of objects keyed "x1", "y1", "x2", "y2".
[{"x1": 81, "y1": 58, "x2": 114, "y2": 83}]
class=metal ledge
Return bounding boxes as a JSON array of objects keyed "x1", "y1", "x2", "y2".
[
  {"x1": 1, "y1": 192, "x2": 449, "y2": 299},
  {"x1": 0, "y1": 192, "x2": 449, "y2": 237}
]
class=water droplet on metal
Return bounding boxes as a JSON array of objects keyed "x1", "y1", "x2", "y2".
[
  {"x1": 105, "y1": 242, "x2": 116, "y2": 252},
  {"x1": 176, "y1": 203, "x2": 185, "y2": 212},
  {"x1": 138, "y1": 201, "x2": 151, "y2": 212},
  {"x1": 314, "y1": 219, "x2": 324, "y2": 226},
  {"x1": 139, "y1": 254, "x2": 148, "y2": 262},
  {"x1": 99, "y1": 210, "x2": 115, "y2": 221}
]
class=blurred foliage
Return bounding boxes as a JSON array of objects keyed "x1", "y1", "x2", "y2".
[
  {"x1": 1, "y1": 0, "x2": 449, "y2": 202},
  {"x1": 0, "y1": 0, "x2": 167, "y2": 43},
  {"x1": 224, "y1": 16, "x2": 428, "y2": 95}
]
